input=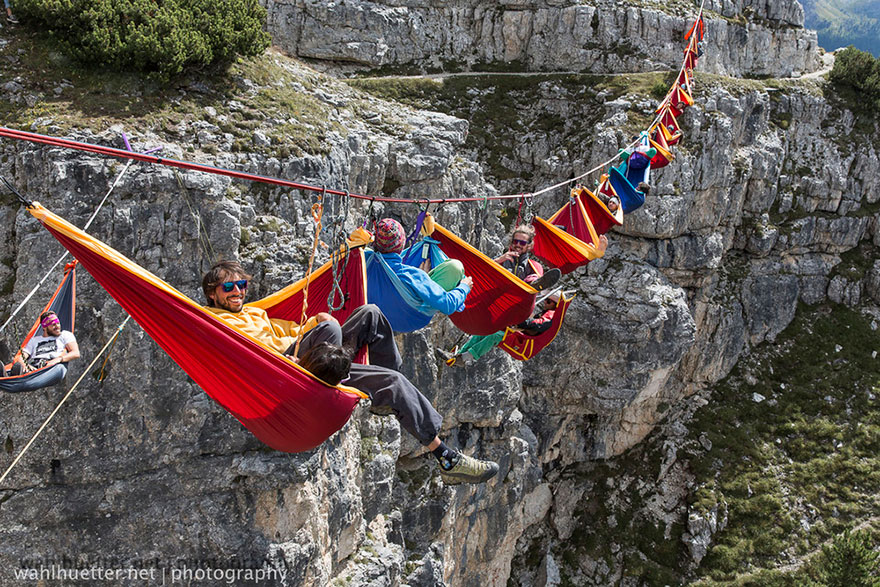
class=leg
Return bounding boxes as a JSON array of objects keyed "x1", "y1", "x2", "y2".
[
  {"x1": 284, "y1": 320, "x2": 342, "y2": 358},
  {"x1": 458, "y1": 331, "x2": 505, "y2": 360},
  {"x1": 347, "y1": 363, "x2": 441, "y2": 446},
  {"x1": 427, "y1": 259, "x2": 464, "y2": 291},
  {"x1": 340, "y1": 304, "x2": 402, "y2": 371}
]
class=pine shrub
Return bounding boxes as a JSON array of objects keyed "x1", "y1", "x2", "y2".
[
  {"x1": 14, "y1": 0, "x2": 270, "y2": 81},
  {"x1": 818, "y1": 528, "x2": 880, "y2": 587},
  {"x1": 829, "y1": 46, "x2": 880, "y2": 108}
]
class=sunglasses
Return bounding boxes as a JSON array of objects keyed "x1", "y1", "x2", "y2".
[
  {"x1": 511, "y1": 238, "x2": 531, "y2": 246},
  {"x1": 220, "y1": 279, "x2": 248, "y2": 292}
]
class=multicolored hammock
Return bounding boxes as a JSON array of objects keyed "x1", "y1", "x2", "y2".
[
  {"x1": 27, "y1": 203, "x2": 368, "y2": 453},
  {"x1": 498, "y1": 292, "x2": 573, "y2": 361},
  {"x1": 0, "y1": 262, "x2": 77, "y2": 393},
  {"x1": 533, "y1": 206, "x2": 605, "y2": 275}
]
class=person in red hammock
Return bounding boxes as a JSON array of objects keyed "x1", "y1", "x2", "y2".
[
  {"x1": 494, "y1": 224, "x2": 561, "y2": 291},
  {"x1": 202, "y1": 260, "x2": 499, "y2": 486}
]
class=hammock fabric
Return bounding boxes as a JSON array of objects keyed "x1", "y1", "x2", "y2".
[
  {"x1": 427, "y1": 221, "x2": 537, "y2": 336},
  {"x1": 608, "y1": 167, "x2": 645, "y2": 214},
  {"x1": 658, "y1": 104, "x2": 683, "y2": 146},
  {"x1": 535, "y1": 200, "x2": 604, "y2": 274},
  {"x1": 575, "y1": 185, "x2": 624, "y2": 236},
  {"x1": 649, "y1": 126, "x2": 675, "y2": 169},
  {"x1": 0, "y1": 262, "x2": 77, "y2": 393},
  {"x1": 666, "y1": 83, "x2": 695, "y2": 117},
  {"x1": 498, "y1": 293, "x2": 573, "y2": 361},
  {"x1": 364, "y1": 237, "x2": 449, "y2": 333},
  {"x1": 28, "y1": 203, "x2": 368, "y2": 453}
]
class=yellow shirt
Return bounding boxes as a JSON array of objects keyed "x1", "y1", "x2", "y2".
[{"x1": 204, "y1": 305, "x2": 319, "y2": 353}]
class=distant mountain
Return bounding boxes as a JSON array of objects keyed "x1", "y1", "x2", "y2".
[{"x1": 800, "y1": 0, "x2": 880, "y2": 56}]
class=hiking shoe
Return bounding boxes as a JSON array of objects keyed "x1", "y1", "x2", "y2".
[
  {"x1": 530, "y1": 267, "x2": 561, "y2": 291},
  {"x1": 439, "y1": 453, "x2": 499, "y2": 485},
  {"x1": 6, "y1": 14, "x2": 18, "y2": 24}
]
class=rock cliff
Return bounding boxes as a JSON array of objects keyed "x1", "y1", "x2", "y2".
[{"x1": 0, "y1": 1, "x2": 878, "y2": 585}]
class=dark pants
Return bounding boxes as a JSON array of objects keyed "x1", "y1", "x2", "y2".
[{"x1": 291, "y1": 304, "x2": 442, "y2": 446}]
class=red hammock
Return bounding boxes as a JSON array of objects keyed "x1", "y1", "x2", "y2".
[
  {"x1": 665, "y1": 82, "x2": 694, "y2": 117},
  {"x1": 498, "y1": 293, "x2": 573, "y2": 361},
  {"x1": 28, "y1": 203, "x2": 368, "y2": 453},
  {"x1": 649, "y1": 125, "x2": 675, "y2": 169},
  {"x1": 574, "y1": 184, "x2": 624, "y2": 236},
  {"x1": 658, "y1": 104, "x2": 683, "y2": 146},
  {"x1": 428, "y1": 222, "x2": 537, "y2": 336},
  {"x1": 533, "y1": 190, "x2": 606, "y2": 274}
]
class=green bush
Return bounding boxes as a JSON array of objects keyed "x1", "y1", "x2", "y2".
[
  {"x1": 14, "y1": 0, "x2": 270, "y2": 81},
  {"x1": 816, "y1": 528, "x2": 880, "y2": 587},
  {"x1": 829, "y1": 46, "x2": 880, "y2": 108}
]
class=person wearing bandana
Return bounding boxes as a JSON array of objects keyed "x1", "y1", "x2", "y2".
[{"x1": 2, "y1": 310, "x2": 80, "y2": 377}]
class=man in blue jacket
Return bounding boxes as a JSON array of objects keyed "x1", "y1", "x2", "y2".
[{"x1": 371, "y1": 218, "x2": 473, "y2": 328}]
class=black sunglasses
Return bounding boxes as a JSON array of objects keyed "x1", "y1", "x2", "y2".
[
  {"x1": 220, "y1": 279, "x2": 248, "y2": 292},
  {"x1": 512, "y1": 238, "x2": 531, "y2": 246}
]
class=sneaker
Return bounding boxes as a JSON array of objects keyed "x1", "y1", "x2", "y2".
[
  {"x1": 530, "y1": 267, "x2": 561, "y2": 291},
  {"x1": 6, "y1": 14, "x2": 18, "y2": 24},
  {"x1": 439, "y1": 452, "x2": 499, "y2": 485}
]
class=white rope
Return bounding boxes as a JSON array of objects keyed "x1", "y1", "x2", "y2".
[
  {"x1": 0, "y1": 159, "x2": 135, "y2": 337},
  {"x1": 0, "y1": 316, "x2": 131, "y2": 487}
]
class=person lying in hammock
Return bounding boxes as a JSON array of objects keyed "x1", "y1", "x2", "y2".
[
  {"x1": 494, "y1": 224, "x2": 561, "y2": 291},
  {"x1": 443, "y1": 291, "x2": 562, "y2": 366},
  {"x1": 373, "y1": 217, "x2": 473, "y2": 315},
  {"x1": 202, "y1": 260, "x2": 499, "y2": 486},
  {"x1": 1, "y1": 310, "x2": 80, "y2": 377}
]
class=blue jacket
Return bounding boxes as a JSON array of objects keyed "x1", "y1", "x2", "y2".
[
  {"x1": 380, "y1": 252, "x2": 470, "y2": 315},
  {"x1": 366, "y1": 251, "x2": 471, "y2": 332}
]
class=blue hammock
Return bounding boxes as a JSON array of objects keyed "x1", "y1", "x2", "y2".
[
  {"x1": 609, "y1": 167, "x2": 646, "y2": 214},
  {"x1": 365, "y1": 237, "x2": 449, "y2": 333}
]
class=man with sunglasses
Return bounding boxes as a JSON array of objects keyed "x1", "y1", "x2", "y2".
[
  {"x1": 2, "y1": 310, "x2": 80, "y2": 377},
  {"x1": 202, "y1": 260, "x2": 499, "y2": 486},
  {"x1": 494, "y1": 224, "x2": 560, "y2": 291}
]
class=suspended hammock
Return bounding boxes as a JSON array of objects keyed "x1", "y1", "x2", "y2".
[
  {"x1": 649, "y1": 125, "x2": 675, "y2": 170},
  {"x1": 573, "y1": 185, "x2": 623, "y2": 236},
  {"x1": 608, "y1": 167, "x2": 645, "y2": 214},
  {"x1": 427, "y1": 220, "x2": 538, "y2": 336},
  {"x1": 27, "y1": 202, "x2": 368, "y2": 453},
  {"x1": 665, "y1": 82, "x2": 695, "y2": 117},
  {"x1": 658, "y1": 104, "x2": 683, "y2": 146},
  {"x1": 0, "y1": 262, "x2": 77, "y2": 393},
  {"x1": 498, "y1": 292, "x2": 574, "y2": 361},
  {"x1": 534, "y1": 200, "x2": 605, "y2": 274},
  {"x1": 364, "y1": 236, "x2": 451, "y2": 333}
]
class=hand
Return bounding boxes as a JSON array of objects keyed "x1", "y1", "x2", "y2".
[
  {"x1": 495, "y1": 251, "x2": 516, "y2": 264},
  {"x1": 460, "y1": 276, "x2": 473, "y2": 289},
  {"x1": 315, "y1": 312, "x2": 338, "y2": 324},
  {"x1": 598, "y1": 235, "x2": 608, "y2": 253},
  {"x1": 49, "y1": 357, "x2": 63, "y2": 367}
]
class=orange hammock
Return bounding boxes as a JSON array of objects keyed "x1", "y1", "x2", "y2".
[
  {"x1": 664, "y1": 82, "x2": 695, "y2": 117},
  {"x1": 498, "y1": 292, "x2": 573, "y2": 361},
  {"x1": 428, "y1": 221, "x2": 538, "y2": 336},
  {"x1": 0, "y1": 261, "x2": 77, "y2": 393},
  {"x1": 28, "y1": 203, "x2": 368, "y2": 453},
  {"x1": 658, "y1": 104, "x2": 683, "y2": 146},
  {"x1": 533, "y1": 195, "x2": 605, "y2": 274}
]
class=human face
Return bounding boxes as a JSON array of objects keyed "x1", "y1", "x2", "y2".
[
  {"x1": 509, "y1": 232, "x2": 533, "y2": 254},
  {"x1": 210, "y1": 273, "x2": 248, "y2": 313},
  {"x1": 42, "y1": 314, "x2": 62, "y2": 337}
]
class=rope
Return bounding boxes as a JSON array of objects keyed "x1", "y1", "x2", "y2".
[
  {"x1": 292, "y1": 199, "x2": 324, "y2": 360},
  {"x1": 0, "y1": 158, "x2": 135, "y2": 337},
  {"x1": 173, "y1": 167, "x2": 217, "y2": 262},
  {"x1": 0, "y1": 316, "x2": 132, "y2": 487}
]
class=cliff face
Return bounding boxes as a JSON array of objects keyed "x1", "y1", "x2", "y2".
[
  {"x1": 265, "y1": 0, "x2": 821, "y2": 77},
  {"x1": 0, "y1": 2, "x2": 878, "y2": 586}
]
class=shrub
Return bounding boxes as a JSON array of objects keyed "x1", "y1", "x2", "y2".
[
  {"x1": 816, "y1": 528, "x2": 880, "y2": 587},
  {"x1": 14, "y1": 0, "x2": 270, "y2": 81},
  {"x1": 829, "y1": 46, "x2": 880, "y2": 108}
]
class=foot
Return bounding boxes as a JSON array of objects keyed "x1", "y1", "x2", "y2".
[
  {"x1": 439, "y1": 453, "x2": 499, "y2": 485},
  {"x1": 6, "y1": 14, "x2": 18, "y2": 24},
  {"x1": 530, "y1": 267, "x2": 561, "y2": 291},
  {"x1": 369, "y1": 403, "x2": 394, "y2": 416}
]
